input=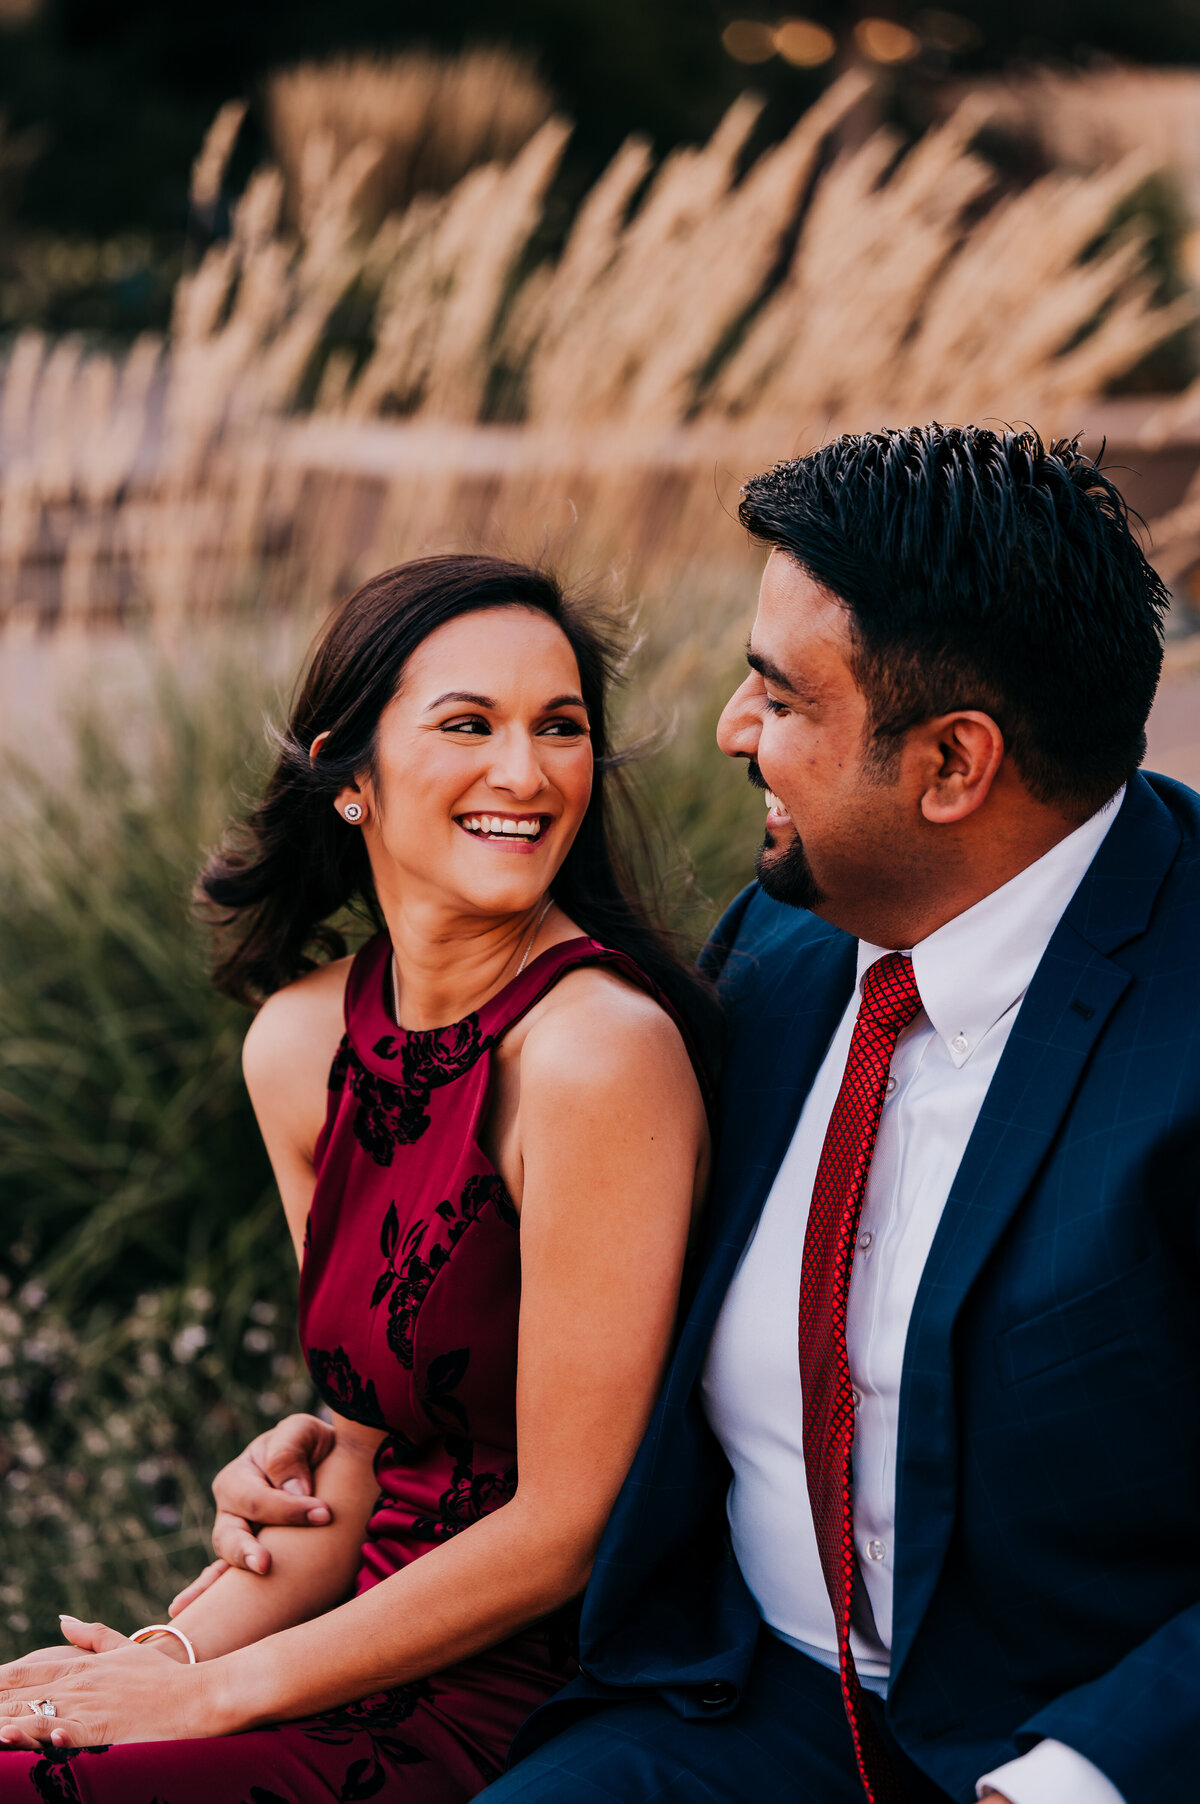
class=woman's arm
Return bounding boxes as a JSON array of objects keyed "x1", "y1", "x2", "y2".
[
  {"x1": 0, "y1": 983, "x2": 706, "y2": 1745},
  {"x1": 206, "y1": 981, "x2": 706, "y2": 1729},
  {"x1": 168, "y1": 1414, "x2": 339, "y2": 1612},
  {"x1": 147, "y1": 963, "x2": 364, "y2": 1661},
  {"x1": 155, "y1": 1413, "x2": 384, "y2": 1662}
]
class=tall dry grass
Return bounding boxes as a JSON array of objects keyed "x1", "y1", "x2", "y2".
[
  {"x1": 954, "y1": 63, "x2": 1200, "y2": 223},
  {"x1": 267, "y1": 48, "x2": 555, "y2": 222},
  {"x1": 0, "y1": 61, "x2": 1194, "y2": 634}
]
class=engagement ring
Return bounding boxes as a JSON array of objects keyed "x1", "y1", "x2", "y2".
[{"x1": 27, "y1": 1701, "x2": 57, "y2": 1718}]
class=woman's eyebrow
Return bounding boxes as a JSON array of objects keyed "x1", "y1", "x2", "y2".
[
  {"x1": 424, "y1": 690, "x2": 587, "y2": 711},
  {"x1": 426, "y1": 690, "x2": 497, "y2": 709}
]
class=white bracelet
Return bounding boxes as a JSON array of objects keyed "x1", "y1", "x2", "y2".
[{"x1": 129, "y1": 1623, "x2": 197, "y2": 1664}]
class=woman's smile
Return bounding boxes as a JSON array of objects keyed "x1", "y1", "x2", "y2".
[{"x1": 456, "y1": 809, "x2": 554, "y2": 850}]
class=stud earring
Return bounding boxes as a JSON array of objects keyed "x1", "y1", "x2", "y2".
[{"x1": 342, "y1": 803, "x2": 364, "y2": 823}]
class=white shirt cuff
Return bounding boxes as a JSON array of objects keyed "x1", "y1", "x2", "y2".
[{"x1": 977, "y1": 1738, "x2": 1126, "y2": 1804}]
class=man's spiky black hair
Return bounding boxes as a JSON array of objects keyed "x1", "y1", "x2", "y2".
[{"x1": 738, "y1": 423, "x2": 1168, "y2": 817}]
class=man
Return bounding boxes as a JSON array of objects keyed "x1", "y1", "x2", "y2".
[{"x1": 187, "y1": 426, "x2": 1199, "y2": 1802}]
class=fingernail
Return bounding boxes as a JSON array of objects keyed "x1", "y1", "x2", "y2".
[
  {"x1": 51, "y1": 1731, "x2": 67, "y2": 1747},
  {"x1": 247, "y1": 1552, "x2": 265, "y2": 1572},
  {"x1": 58, "y1": 1614, "x2": 82, "y2": 1625},
  {"x1": 306, "y1": 1505, "x2": 331, "y2": 1524},
  {"x1": 281, "y1": 1478, "x2": 306, "y2": 1495}
]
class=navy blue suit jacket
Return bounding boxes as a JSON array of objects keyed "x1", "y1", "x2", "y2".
[{"x1": 512, "y1": 772, "x2": 1200, "y2": 1803}]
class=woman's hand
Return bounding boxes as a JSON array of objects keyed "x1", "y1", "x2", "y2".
[
  {"x1": 168, "y1": 1413, "x2": 337, "y2": 1613},
  {"x1": 0, "y1": 1617, "x2": 167, "y2": 1675},
  {"x1": 0, "y1": 1623, "x2": 220, "y2": 1746},
  {"x1": 0, "y1": 1630, "x2": 222, "y2": 1749}
]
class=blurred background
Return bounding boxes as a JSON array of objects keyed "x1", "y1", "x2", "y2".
[{"x1": 4, "y1": 0, "x2": 1200, "y2": 1658}]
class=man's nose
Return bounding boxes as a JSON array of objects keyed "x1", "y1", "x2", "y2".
[{"x1": 717, "y1": 674, "x2": 762, "y2": 760}]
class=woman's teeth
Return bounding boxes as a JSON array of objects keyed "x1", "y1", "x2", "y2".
[{"x1": 461, "y1": 815, "x2": 543, "y2": 840}]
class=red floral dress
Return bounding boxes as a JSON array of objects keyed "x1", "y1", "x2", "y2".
[{"x1": 4, "y1": 933, "x2": 658, "y2": 1804}]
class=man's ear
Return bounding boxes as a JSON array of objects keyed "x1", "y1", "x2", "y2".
[{"x1": 918, "y1": 711, "x2": 1005, "y2": 825}]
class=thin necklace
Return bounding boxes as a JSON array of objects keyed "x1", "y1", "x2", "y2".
[{"x1": 391, "y1": 896, "x2": 554, "y2": 1026}]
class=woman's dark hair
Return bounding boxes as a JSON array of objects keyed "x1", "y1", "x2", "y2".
[
  {"x1": 739, "y1": 423, "x2": 1169, "y2": 819},
  {"x1": 199, "y1": 554, "x2": 719, "y2": 1075}
]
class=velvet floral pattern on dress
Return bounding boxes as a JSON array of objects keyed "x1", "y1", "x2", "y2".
[
  {"x1": 287, "y1": 1685, "x2": 435, "y2": 1803},
  {"x1": 329, "y1": 1019, "x2": 493, "y2": 1168},
  {"x1": 371, "y1": 1174, "x2": 516, "y2": 1369},
  {"x1": 28, "y1": 1746, "x2": 106, "y2": 1804},
  {"x1": 306, "y1": 1344, "x2": 387, "y2": 1429},
  {"x1": 390, "y1": 1019, "x2": 489, "y2": 1091},
  {"x1": 328, "y1": 1043, "x2": 433, "y2": 1165},
  {"x1": 410, "y1": 1436, "x2": 517, "y2": 1543}
]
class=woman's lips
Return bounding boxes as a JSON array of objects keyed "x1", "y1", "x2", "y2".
[{"x1": 456, "y1": 812, "x2": 552, "y2": 852}]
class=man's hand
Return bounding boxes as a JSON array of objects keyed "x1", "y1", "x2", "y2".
[{"x1": 167, "y1": 1413, "x2": 337, "y2": 1615}]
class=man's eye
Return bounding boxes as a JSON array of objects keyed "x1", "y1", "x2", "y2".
[
  {"x1": 764, "y1": 697, "x2": 790, "y2": 717},
  {"x1": 442, "y1": 717, "x2": 491, "y2": 736}
]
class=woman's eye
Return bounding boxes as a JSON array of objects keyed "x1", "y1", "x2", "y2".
[
  {"x1": 540, "y1": 719, "x2": 588, "y2": 737},
  {"x1": 442, "y1": 717, "x2": 491, "y2": 736}
]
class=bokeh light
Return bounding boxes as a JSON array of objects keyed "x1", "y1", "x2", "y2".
[
  {"x1": 721, "y1": 19, "x2": 778, "y2": 63},
  {"x1": 854, "y1": 18, "x2": 922, "y2": 63},
  {"x1": 775, "y1": 18, "x2": 837, "y2": 66}
]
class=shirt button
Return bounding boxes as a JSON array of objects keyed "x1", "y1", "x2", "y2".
[
  {"x1": 884, "y1": 1075, "x2": 897, "y2": 1096},
  {"x1": 859, "y1": 1231, "x2": 873, "y2": 1249},
  {"x1": 866, "y1": 1539, "x2": 887, "y2": 1563},
  {"x1": 851, "y1": 1387, "x2": 862, "y2": 1408},
  {"x1": 951, "y1": 1032, "x2": 969, "y2": 1054},
  {"x1": 699, "y1": 1681, "x2": 736, "y2": 1708}
]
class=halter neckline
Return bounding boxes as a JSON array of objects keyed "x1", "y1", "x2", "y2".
[{"x1": 343, "y1": 931, "x2": 606, "y2": 1080}]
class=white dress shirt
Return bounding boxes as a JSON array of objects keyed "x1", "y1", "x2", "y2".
[{"x1": 701, "y1": 791, "x2": 1127, "y2": 1804}]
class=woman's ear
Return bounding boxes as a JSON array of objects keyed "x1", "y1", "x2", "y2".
[{"x1": 310, "y1": 729, "x2": 368, "y2": 824}]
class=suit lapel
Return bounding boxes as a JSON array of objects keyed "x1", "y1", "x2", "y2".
[
  {"x1": 890, "y1": 774, "x2": 1182, "y2": 1682},
  {"x1": 667, "y1": 924, "x2": 858, "y2": 1400}
]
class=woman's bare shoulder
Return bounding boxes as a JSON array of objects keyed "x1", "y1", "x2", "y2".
[
  {"x1": 519, "y1": 960, "x2": 697, "y2": 1102},
  {"x1": 242, "y1": 954, "x2": 354, "y2": 1109}
]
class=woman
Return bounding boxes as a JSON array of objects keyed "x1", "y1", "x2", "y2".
[{"x1": 0, "y1": 556, "x2": 715, "y2": 1803}]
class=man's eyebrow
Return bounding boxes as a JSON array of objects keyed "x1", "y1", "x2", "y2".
[{"x1": 746, "y1": 648, "x2": 799, "y2": 694}]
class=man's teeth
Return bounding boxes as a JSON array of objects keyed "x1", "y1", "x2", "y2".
[
  {"x1": 461, "y1": 816, "x2": 542, "y2": 838},
  {"x1": 764, "y1": 790, "x2": 782, "y2": 813}
]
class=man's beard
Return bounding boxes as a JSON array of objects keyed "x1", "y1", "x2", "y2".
[
  {"x1": 755, "y1": 833, "x2": 825, "y2": 910},
  {"x1": 748, "y1": 759, "x2": 826, "y2": 911}
]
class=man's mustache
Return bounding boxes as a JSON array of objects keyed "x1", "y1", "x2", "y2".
[{"x1": 746, "y1": 759, "x2": 768, "y2": 792}]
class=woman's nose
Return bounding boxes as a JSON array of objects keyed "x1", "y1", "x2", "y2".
[
  {"x1": 488, "y1": 732, "x2": 547, "y2": 801},
  {"x1": 716, "y1": 673, "x2": 763, "y2": 760}
]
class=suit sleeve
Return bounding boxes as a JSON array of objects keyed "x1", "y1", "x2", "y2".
[{"x1": 1011, "y1": 1602, "x2": 1200, "y2": 1803}]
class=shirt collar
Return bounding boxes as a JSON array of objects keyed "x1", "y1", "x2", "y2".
[{"x1": 855, "y1": 785, "x2": 1125, "y2": 1068}]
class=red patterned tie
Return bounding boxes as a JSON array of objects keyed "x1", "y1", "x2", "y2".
[{"x1": 798, "y1": 951, "x2": 922, "y2": 1803}]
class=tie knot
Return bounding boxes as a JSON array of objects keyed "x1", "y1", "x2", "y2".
[{"x1": 859, "y1": 951, "x2": 922, "y2": 1032}]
